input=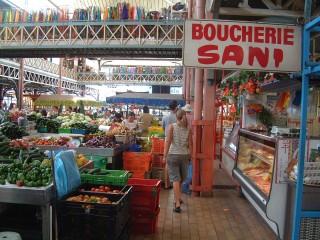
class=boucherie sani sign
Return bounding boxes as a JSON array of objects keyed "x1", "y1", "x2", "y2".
[{"x1": 183, "y1": 20, "x2": 301, "y2": 72}]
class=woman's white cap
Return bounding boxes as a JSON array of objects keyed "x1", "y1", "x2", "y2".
[{"x1": 182, "y1": 104, "x2": 192, "y2": 112}]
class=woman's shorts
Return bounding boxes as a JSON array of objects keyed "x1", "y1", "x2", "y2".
[{"x1": 168, "y1": 154, "x2": 189, "y2": 182}]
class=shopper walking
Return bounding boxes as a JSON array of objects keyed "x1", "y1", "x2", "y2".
[
  {"x1": 139, "y1": 105, "x2": 153, "y2": 134},
  {"x1": 163, "y1": 109, "x2": 193, "y2": 213},
  {"x1": 162, "y1": 100, "x2": 178, "y2": 189}
]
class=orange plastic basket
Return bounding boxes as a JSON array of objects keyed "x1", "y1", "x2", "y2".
[
  {"x1": 123, "y1": 152, "x2": 151, "y2": 172},
  {"x1": 151, "y1": 154, "x2": 165, "y2": 168},
  {"x1": 151, "y1": 138, "x2": 165, "y2": 154}
]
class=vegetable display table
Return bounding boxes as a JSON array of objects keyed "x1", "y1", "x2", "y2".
[
  {"x1": 0, "y1": 184, "x2": 54, "y2": 240},
  {"x1": 35, "y1": 144, "x2": 129, "y2": 170}
]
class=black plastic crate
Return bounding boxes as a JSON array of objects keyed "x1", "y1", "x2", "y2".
[
  {"x1": 118, "y1": 218, "x2": 131, "y2": 240},
  {"x1": 58, "y1": 188, "x2": 132, "y2": 240}
]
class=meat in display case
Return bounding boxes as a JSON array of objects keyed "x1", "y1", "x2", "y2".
[{"x1": 236, "y1": 132, "x2": 275, "y2": 198}]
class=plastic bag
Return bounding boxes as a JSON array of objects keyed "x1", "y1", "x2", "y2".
[
  {"x1": 54, "y1": 150, "x2": 80, "y2": 198},
  {"x1": 182, "y1": 163, "x2": 192, "y2": 195}
]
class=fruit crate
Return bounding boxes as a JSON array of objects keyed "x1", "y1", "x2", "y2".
[
  {"x1": 151, "y1": 154, "x2": 165, "y2": 168},
  {"x1": 118, "y1": 219, "x2": 131, "y2": 240},
  {"x1": 115, "y1": 135, "x2": 129, "y2": 143},
  {"x1": 127, "y1": 178, "x2": 161, "y2": 211},
  {"x1": 58, "y1": 189, "x2": 132, "y2": 240},
  {"x1": 85, "y1": 155, "x2": 108, "y2": 170},
  {"x1": 80, "y1": 170, "x2": 130, "y2": 185},
  {"x1": 122, "y1": 152, "x2": 151, "y2": 172},
  {"x1": 151, "y1": 137, "x2": 165, "y2": 154},
  {"x1": 151, "y1": 167, "x2": 166, "y2": 183},
  {"x1": 131, "y1": 206, "x2": 160, "y2": 234},
  {"x1": 75, "y1": 183, "x2": 131, "y2": 194},
  {"x1": 58, "y1": 128, "x2": 72, "y2": 133}
]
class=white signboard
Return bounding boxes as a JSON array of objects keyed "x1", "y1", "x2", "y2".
[{"x1": 183, "y1": 20, "x2": 302, "y2": 72}]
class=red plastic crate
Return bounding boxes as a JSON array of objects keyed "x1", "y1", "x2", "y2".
[
  {"x1": 151, "y1": 154, "x2": 165, "y2": 168},
  {"x1": 127, "y1": 178, "x2": 161, "y2": 211},
  {"x1": 122, "y1": 152, "x2": 151, "y2": 172},
  {"x1": 131, "y1": 206, "x2": 160, "y2": 234},
  {"x1": 129, "y1": 170, "x2": 145, "y2": 179},
  {"x1": 127, "y1": 178, "x2": 161, "y2": 195},
  {"x1": 151, "y1": 138, "x2": 165, "y2": 154}
]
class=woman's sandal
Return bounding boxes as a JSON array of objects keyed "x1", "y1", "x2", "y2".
[{"x1": 173, "y1": 203, "x2": 181, "y2": 213}]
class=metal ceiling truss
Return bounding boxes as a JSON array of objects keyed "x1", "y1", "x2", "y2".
[
  {"x1": 0, "y1": 21, "x2": 184, "y2": 58},
  {"x1": 77, "y1": 72, "x2": 183, "y2": 86},
  {"x1": 0, "y1": 58, "x2": 96, "y2": 94}
]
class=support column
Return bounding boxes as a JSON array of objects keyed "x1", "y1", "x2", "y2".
[
  {"x1": 201, "y1": 69, "x2": 215, "y2": 196},
  {"x1": 185, "y1": 68, "x2": 191, "y2": 104},
  {"x1": 18, "y1": 58, "x2": 24, "y2": 110},
  {"x1": 191, "y1": 0, "x2": 206, "y2": 197},
  {"x1": 57, "y1": 58, "x2": 63, "y2": 94},
  {"x1": 0, "y1": 85, "x2": 3, "y2": 107}
]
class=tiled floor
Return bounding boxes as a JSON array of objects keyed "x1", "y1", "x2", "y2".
[{"x1": 131, "y1": 161, "x2": 277, "y2": 240}]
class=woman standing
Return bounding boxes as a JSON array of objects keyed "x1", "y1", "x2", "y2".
[
  {"x1": 122, "y1": 112, "x2": 138, "y2": 132},
  {"x1": 162, "y1": 109, "x2": 193, "y2": 213}
]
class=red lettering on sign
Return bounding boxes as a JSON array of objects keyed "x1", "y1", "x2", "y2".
[
  {"x1": 222, "y1": 45, "x2": 244, "y2": 65},
  {"x1": 192, "y1": 24, "x2": 203, "y2": 40},
  {"x1": 217, "y1": 24, "x2": 228, "y2": 41},
  {"x1": 242, "y1": 26, "x2": 253, "y2": 42},
  {"x1": 254, "y1": 27, "x2": 264, "y2": 43},
  {"x1": 249, "y1": 47, "x2": 269, "y2": 67},
  {"x1": 265, "y1": 27, "x2": 276, "y2": 44},
  {"x1": 273, "y1": 48, "x2": 284, "y2": 67},
  {"x1": 198, "y1": 45, "x2": 219, "y2": 64},
  {"x1": 197, "y1": 45, "x2": 285, "y2": 68},
  {"x1": 204, "y1": 24, "x2": 216, "y2": 41},
  {"x1": 284, "y1": 29, "x2": 294, "y2": 45},
  {"x1": 230, "y1": 25, "x2": 241, "y2": 42}
]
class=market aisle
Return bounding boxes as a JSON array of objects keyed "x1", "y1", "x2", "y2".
[{"x1": 131, "y1": 161, "x2": 277, "y2": 240}]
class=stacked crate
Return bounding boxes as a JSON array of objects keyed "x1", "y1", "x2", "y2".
[
  {"x1": 151, "y1": 137, "x2": 166, "y2": 183},
  {"x1": 122, "y1": 152, "x2": 151, "y2": 178},
  {"x1": 58, "y1": 184, "x2": 133, "y2": 240},
  {"x1": 127, "y1": 178, "x2": 161, "y2": 234}
]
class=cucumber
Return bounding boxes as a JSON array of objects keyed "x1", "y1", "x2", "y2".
[
  {"x1": 2, "y1": 146, "x2": 13, "y2": 156},
  {"x1": 93, "y1": 172, "x2": 108, "y2": 175},
  {"x1": 0, "y1": 141, "x2": 10, "y2": 148},
  {"x1": 80, "y1": 168, "x2": 90, "y2": 174},
  {"x1": 87, "y1": 168, "x2": 101, "y2": 174}
]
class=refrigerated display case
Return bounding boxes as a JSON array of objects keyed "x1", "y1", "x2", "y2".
[
  {"x1": 232, "y1": 129, "x2": 288, "y2": 240},
  {"x1": 220, "y1": 123, "x2": 240, "y2": 178}
]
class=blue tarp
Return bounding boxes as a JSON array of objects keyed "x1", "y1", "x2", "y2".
[{"x1": 106, "y1": 93, "x2": 185, "y2": 107}]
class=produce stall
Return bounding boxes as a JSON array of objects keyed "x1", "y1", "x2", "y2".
[{"x1": 0, "y1": 184, "x2": 53, "y2": 240}]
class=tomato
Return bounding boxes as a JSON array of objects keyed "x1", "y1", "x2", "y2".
[
  {"x1": 104, "y1": 186, "x2": 110, "y2": 192},
  {"x1": 80, "y1": 189, "x2": 85, "y2": 192},
  {"x1": 95, "y1": 189, "x2": 100, "y2": 192},
  {"x1": 101, "y1": 197, "x2": 109, "y2": 203},
  {"x1": 113, "y1": 190, "x2": 120, "y2": 193},
  {"x1": 99, "y1": 189, "x2": 105, "y2": 192},
  {"x1": 91, "y1": 188, "x2": 95, "y2": 191},
  {"x1": 99, "y1": 186, "x2": 104, "y2": 190}
]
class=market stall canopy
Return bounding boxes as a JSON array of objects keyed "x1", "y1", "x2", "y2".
[
  {"x1": 34, "y1": 94, "x2": 102, "y2": 107},
  {"x1": 106, "y1": 93, "x2": 185, "y2": 108}
]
